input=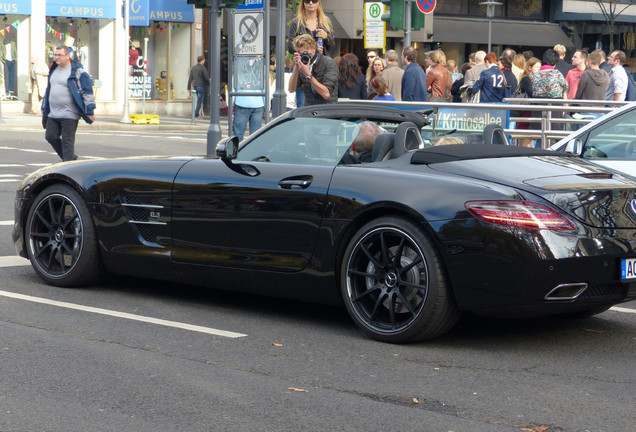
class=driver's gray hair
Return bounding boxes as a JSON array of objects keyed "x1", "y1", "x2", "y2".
[{"x1": 352, "y1": 121, "x2": 382, "y2": 153}]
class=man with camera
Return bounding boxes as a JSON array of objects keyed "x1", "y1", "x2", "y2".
[{"x1": 288, "y1": 34, "x2": 338, "y2": 105}]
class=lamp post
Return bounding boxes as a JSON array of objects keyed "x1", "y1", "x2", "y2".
[
  {"x1": 120, "y1": 0, "x2": 131, "y2": 123},
  {"x1": 479, "y1": 1, "x2": 501, "y2": 53}
]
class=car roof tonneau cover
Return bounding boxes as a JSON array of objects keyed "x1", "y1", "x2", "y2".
[
  {"x1": 411, "y1": 144, "x2": 575, "y2": 165},
  {"x1": 291, "y1": 103, "x2": 431, "y2": 128}
]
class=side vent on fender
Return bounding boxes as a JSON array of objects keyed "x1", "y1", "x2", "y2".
[{"x1": 122, "y1": 195, "x2": 167, "y2": 244}]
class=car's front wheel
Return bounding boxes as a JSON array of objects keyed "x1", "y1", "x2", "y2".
[
  {"x1": 341, "y1": 216, "x2": 460, "y2": 343},
  {"x1": 26, "y1": 184, "x2": 102, "y2": 287}
]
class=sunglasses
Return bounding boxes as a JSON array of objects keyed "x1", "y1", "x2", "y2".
[
  {"x1": 367, "y1": 55, "x2": 376, "y2": 59},
  {"x1": 303, "y1": 0, "x2": 318, "y2": 3}
]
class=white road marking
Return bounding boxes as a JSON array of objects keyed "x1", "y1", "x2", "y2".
[
  {"x1": 0, "y1": 179, "x2": 22, "y2": 182},
  {"x1": 0, "y1": 289, "x2": 248, "y2": 338},
  {"x1": 0, "y1": 220, "x2": 13, "y2": 226},
  {"x1": 18, "y1": 149, "x2": 48, "y2": 153},
  {"x1": 0, "y1": 174, "x2": 22, "y2": 177},
  {"x1": 611, "y1": 306, "x2": 636, "y2": 314},
  {"x1": 0, "y1": 256, "x2": 30, "y2": 267},
  {"x1": 0, "y1": 164, "x2": 25, "y2": 167}
]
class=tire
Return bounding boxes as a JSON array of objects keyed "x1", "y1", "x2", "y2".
[
  {"x1": 26, "y1": 184, "x2": 103, "y2": 287},
  {"x1": 341, "y1": 216, "x2": 460, "y2": 343}
]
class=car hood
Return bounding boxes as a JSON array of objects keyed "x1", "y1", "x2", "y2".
[{"x1": 428, "y1": 154, "x2": 636, "y2": 229}]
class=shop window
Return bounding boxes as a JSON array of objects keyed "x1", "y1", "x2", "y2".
[{"x1": 130, "y1": 22, "x2": 191, "y2": 101}]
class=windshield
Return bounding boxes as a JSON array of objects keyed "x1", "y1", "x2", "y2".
[
  {"x1": 236, "y1": 118, "x2": 359, "y2": 167},
  {"x1": 583, "y1": 108, "x2": 636, "y2": 160}
]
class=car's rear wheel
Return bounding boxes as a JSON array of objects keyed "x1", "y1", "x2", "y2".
[
  {"x1": 26, "y1": 184, "x2": 102, "y2": 287},
  {"x1": 341, "y1": 216, "x2": 460, "y2": 343}
]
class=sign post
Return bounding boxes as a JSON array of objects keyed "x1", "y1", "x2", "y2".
[
  {"x1": 416, "y1": 0, "x2": 436, "y2": 14},
  {"x1": 364, "y1": 2, "x2": 385, "y2": 50},
  {"x1": 228, "y1": 0, "x2": 268, "y2": 136}
]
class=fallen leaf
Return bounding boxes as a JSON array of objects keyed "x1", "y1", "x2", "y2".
[
  {"x1": 412, "y1": 397, "x2": 419, "y2": 404},
  {"x1": 287, "y1": 387, "x2": 308, "y2": 393},
  {"x1": 272, "y1": 343, "x2": 283, "y2": 347},
  {"x1": 583, "y1": 328, "x2": 605, "y2": 333},
  {"x1": 521, "y1": 426, "x2": 550, "y2": 432}
]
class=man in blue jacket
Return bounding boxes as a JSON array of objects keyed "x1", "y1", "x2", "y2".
[
  {"x1": 42, "y1": 45, "x2": 96, "y2": 161},
  {"x1": 401, "y1": 46, "x2": 428, "y2": 102}
]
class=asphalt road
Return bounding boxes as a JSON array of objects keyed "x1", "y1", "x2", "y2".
[{"x1": 1, "y1": 129, "x2": 634, "y2": 432}]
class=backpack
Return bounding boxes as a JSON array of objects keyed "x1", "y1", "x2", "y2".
[{"x1": 623, "y1": 66, "x2": 636, "y2": 101}]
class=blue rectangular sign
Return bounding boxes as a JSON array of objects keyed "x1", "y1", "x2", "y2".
[
  {"x1": 46, "y1": 0, "x2": 116, "y2": 19},
  {"x1": 238, "y1": 0, "x2": 264, "y2": 10},
  {"x1": 434, "y1": 107, "x2": 509, "y2": 131},
  {"x1": 130, "y1": 0, "x2": 150, "y2": 27},
  {"x1": 0, "y1": 1, "x2": 31, "y2": 15},
  {"x1": 149, "y1": 0, "x2": 194, "y2": 22}
]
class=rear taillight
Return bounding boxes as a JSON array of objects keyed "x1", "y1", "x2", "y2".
[{"x1": 465, "y1": 201, "x2": 576, "y2": 231}]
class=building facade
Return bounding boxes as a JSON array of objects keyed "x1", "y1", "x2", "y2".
[{"x1": 1, "y1": 0, "x2": 203, "y2": 115}]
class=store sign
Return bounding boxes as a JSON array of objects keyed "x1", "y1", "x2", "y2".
[
  {"x1": 0, "y1": 1, "x2": 31, "y2": 15},
  {"x1": 46, "y1": 0, "x2": 116, "y2": 19},
  {"x1": 130, "y1": 0, "x2": 150, "y2": 27},
  {"x1": 149, "y1": 0, "x2": 195, "y2": 23}
]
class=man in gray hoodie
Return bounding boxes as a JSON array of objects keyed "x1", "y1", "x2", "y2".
[{"x1": 574, "y1": 50, "x2": 609, "y2": 100}]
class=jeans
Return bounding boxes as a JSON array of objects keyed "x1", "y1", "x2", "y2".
[
  {"x1": 45, "y1": 117, "x2": 79, "y2": 161},
  {"x1": 4, "y1": 60, "x2": 15, "y2": 94},
  {"x1": 233, "y1": 105, "x2": 264, "y2": 141},
  {"x1": 295, "y1": 88, "x2": 305, "y2": 107},
  {"x1": 194, "y1": 86, "x2": 205, "y2": 117}
]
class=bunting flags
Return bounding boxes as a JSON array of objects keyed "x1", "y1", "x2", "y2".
[
  {"x1": 45, "y1": 19, "x2": 100, "y2": 41},
  {"x1": 0, "y1": 19, "x2": 20, "y2": 38}
]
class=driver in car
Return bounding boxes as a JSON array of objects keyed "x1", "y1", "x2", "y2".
[{"x1": 341, "y1": 121, "x2": 383, "y2": 164}]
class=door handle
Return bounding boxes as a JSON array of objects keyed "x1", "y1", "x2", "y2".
[{"x1": 278, "y1": 176, "x2": 313, "y2": 189}]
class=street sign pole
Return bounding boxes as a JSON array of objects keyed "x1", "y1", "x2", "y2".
[
  {"x1": 272, "y1": 0, "x2": 286, "y2": 118},
  {"x1": 207, "y1": 0, "x2": 222, "y2": 155},
  {"x1": 120, "y1": 0, "x2": 131, "y2": 123},
  {"x1": 404, "y1": 0, "x2": 412, "y2": 47}
]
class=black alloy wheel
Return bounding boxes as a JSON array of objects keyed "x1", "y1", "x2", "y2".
[
  {"x1": 26, "y1": 184, "x2": 102, "y2": 287},
  {"x1": 341, "y1": 216, "x2": 459, "y2": 343}
]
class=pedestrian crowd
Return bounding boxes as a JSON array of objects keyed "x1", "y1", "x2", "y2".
[{"x1": 35, "y1": 0, "x2": 635, "y2": 161}]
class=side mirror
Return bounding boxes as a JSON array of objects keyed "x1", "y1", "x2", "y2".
[
  {"x1": 564, "y1": 138, "x2": 583, "y2": 155},
  {"x1": 216, "y1": 136, "x2": 239, "y2": 160}
]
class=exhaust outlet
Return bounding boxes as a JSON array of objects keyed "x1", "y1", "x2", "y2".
[{"x1": 545, "y1": 283, "x2": 588, "y2": 301}]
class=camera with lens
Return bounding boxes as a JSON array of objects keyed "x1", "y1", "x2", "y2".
[{"x1": 300, "y1": 51, "x2": 311, "y2": 65}]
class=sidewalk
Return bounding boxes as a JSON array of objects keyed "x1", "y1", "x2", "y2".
[{"x1": 0, "y1": 111, "x2": 229, "y2": 132}]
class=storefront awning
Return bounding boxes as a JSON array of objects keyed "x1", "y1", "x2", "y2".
[{"x1": 433, "y1": 17, "x2": 574, "y2": 48}]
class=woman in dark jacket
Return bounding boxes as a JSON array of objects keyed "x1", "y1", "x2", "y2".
[
  {"x1": 338, "y1": 53, "x2": 367, "y2": 100},
  {"x1": 516, "y1": 57, "x2": 541, "y2": 147}
]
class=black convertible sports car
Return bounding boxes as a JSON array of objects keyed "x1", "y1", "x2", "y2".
[{"x1": 13, "y1": 104, "x2": 636, "y2": 343}]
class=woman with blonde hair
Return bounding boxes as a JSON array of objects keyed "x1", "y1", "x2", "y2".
[
  {"x1": 366, "y1": 57, "x2": 385, "y2": 93},
  {"x1": 287, "y1": 0, "x2": 333, "y2": 54},
  {"x1": 426, "y1": 49, "x2": 452, "y2": 102}
]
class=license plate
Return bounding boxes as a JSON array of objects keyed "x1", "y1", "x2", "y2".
[{"x1": 621, "y1": 258, "x2": 636, "y2": 280}]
